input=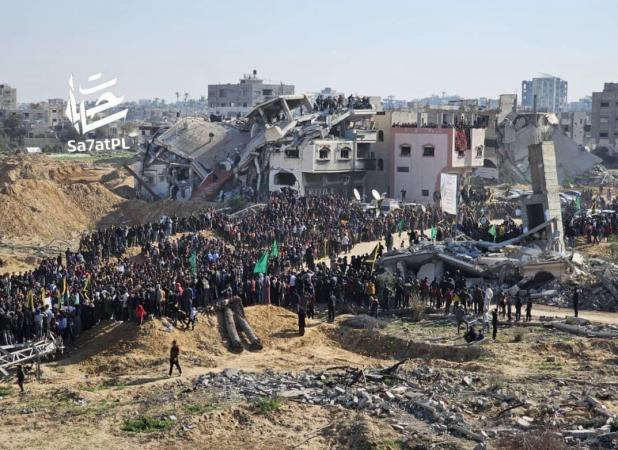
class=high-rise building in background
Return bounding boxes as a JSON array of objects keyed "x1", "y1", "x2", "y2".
[
  {"x1": 0, "y1": 84, "x2": 17, "y2": 109},
  {"x1": 591, "y1": 83, "x2": 618, "y2": 153},
  {"x1": 521, "y1": 75, "x2": 568, "y2": 112}
]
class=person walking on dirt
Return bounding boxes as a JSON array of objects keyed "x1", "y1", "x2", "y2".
[
  {"x1": 573, "y1": 288, "x2": 580, "y2": 318},
  {"x1": 491, "y1": 308, "x2": 498, "y2": 340},
  {"x1": 297, "y1": 291, "x2": 307, "y2": 336},
  {"x1": 168, "y1": 340, "x2": 182, "y2": 376},
  {"x1": 16, "y1": 364, "x2": 25, "y2": 393},
  {"x1": 328, "y1": 292, "x2": 336, "y2": 323},
  {"x1": 525, "y1": 299, "x2": 532, "y2": 322},
  {"x1": 454, "y1": 303, "x2": 467, "y2": 335}
]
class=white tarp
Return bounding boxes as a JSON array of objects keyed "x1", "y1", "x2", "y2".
[{"x1": 440, "y1": 173, "x2": 458, "y2": 215}]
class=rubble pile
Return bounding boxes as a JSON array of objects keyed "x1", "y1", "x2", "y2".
[
  {"x1": 193, "y1": 365, "x2": 617, "y2": 446},
  {"x1": 518, "y1": 256, "x2": 618, "y2": 312},
  {"x1": 575, "y1": 165, "x2": 618, "y2": 187}
]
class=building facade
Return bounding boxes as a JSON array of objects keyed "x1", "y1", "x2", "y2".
[
  {"x1": 521, "y1": 76, "x2": 568, "y2": 112},
  {"x1": 591, "y1": 83, "x2": 618, "y2": 153},
  {"x1": 208, "y1": 72, "x2": 294, "y2": 117},
  {"x1": 390, "y1": 127, "x2": 485, "y2": 204},
  {"x1": 0, "y1": 84, "x2": 17, "y2": 110},
  {"x1": 559, "y1": 111, "x2": 591, "y2": 146}
]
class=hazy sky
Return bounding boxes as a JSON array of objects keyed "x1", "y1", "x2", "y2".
[{"x1": 2, "y1": 0, "x2": 616, "y2": 103}]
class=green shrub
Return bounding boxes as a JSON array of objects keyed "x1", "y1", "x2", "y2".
[
  {"x1": 122, "y1": 416, "x2": 173, "y2": 433},
  {"x1": 252, "y1": 396, "x2": 283, "y2": 413}
]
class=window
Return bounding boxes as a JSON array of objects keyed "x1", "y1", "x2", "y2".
[
  {"x1": 339, "y1": 147, "x2": 351, "y2": 160},
  {"x1": 141, "y1": 130, "x2": 146, "y2": 136},
  {"x1": 600, "y1": 102, "x2": 609, "y2": 107},
  {"x1": 284, "y1": 148, "x2": 299, "y2": 158},
  {"x1": 318, "y1": 147, "x2": 330, "y2": 160},
  {"x1": 262, "y1": 89, "x2": 273, "y2": 96},
  {"x1": 600, "y1": 132, "x2": 609, "y2": 138},
  {"x1": 600, "y1": 117, "x2": 609, "y2": 124},
  {"x1": 274, "y1": 172, "x2": 296, "y2": 186},
  {"x1": 158, "y1": 175, "x2": 166, "y2": 183},
  {"x1": 377, "y1": 130, "x2": 384, "y2": 142},
  {"x1": 396, "y1": 166, "x2": 409, "y2": 172},
  {"x1": 400, "y1": 144, "x2": 411, "y2": 157},
  {"x1": 219, "y1": 89, "x2": 226, "y2": 97},
  {"x1": 378, "y1": 158, "x2": 384, "y2": 171},
  {"x1": 422, "y1": 189, "x2": 429, "y2": 197},
  {"x1": 422, "y1": 145, "x2": 435, "y2": 157}
]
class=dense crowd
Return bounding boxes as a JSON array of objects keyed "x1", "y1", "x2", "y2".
[
  {"x1": 0, "y1": 188, "x2": 526, "y2": 349},
  {"x1": 0, "y1": 191, "x2": 393, "y2": 346}
]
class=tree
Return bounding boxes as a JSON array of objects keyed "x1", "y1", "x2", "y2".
[
  {"x1": 184, "y1": 92, "x2": 189, "y2": 104},
  {"x1": 175, "y1": 92, "x2": 180, "y2": 104},
  {"x1": 2, "y1": 115, "x2": 26, "y2": 143}
]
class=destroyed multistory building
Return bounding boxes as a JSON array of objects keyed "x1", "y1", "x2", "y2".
[
  {"x1": 133, "y1": 117, "x2": 250, "y2": 200},
  {"x1": 135, "y1": 94, "x2": 383, "y2": 200},
  {"x1": 493, "y1": 112, "x2": 601, "y2": 184}
]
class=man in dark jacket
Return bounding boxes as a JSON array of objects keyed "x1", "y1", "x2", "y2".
[{"x1": 169, "y1": 340, "x2": 182, "y2": 376}]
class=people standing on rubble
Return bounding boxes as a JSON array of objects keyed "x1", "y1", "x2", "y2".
[
  {"x1": 370, "y1": 295, "x2": 379, "y2": 317},
  {"x1": 491, "y1": 308, "x2": 498, "y2": 340},
  {"x1": 483, "y1": 285, "x2": 494, "y2": 312},
  {"x1": 515, "y1": 294, "x2": 522, "y2": 322},
  {"x1": 327, "y1": 291, "x2": 336, "y2": 323},
  {"x1": 506, "y1": 293, "x2": 512, "y2": 322},
  {"x1": 573, "y1": 287, "x2": 580, "y2": 318},
  {"x1": 498, "y1": 291, "x2": 507, "y2": 319},
  {"x1": 454, "y1": 303, "x2": 467, "y2": 334},
  {"x1": 525, "y1": 298, "x2": 533, "y2": 322},
  {"x1": 473, "y1": 285, "x2": 483, "y2": 315}
]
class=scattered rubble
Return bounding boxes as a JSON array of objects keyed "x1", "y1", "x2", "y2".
[{"x1": 192, "y1": 362, "x2": 617, "y2": 447}]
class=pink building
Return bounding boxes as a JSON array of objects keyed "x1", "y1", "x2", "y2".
[{"x1": 390, "y1": 127, "x2": 485, "y2": 204}]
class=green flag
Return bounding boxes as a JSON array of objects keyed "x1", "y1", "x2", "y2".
[
  {"x1": 253, "y1": 251, "x2": 269, "y2": 274},
  {"x1": 366, "y1": 244, "x2": 380, "y2": 272},
  {"x1": 189, "y1": 251, "x2": 197, "y2": 274},
  {"x1": 397, "y1": 219, "x2": 404, "y2": 238},
  {"x1": 271, "y1": 240, "x2": 279, "y2": 258},
  {"x1": 574, "y1": 196, "x2": 581, "y2": 211},
  {"x1": 430, "y1": 226, "x2": 437, "y2": 240},
  {"x1": 488, "y1": 224, "x2": 497, "y2": 242}
]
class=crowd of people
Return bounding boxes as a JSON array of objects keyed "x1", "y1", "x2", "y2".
[
  {"x1": 0, "y1": 190, "x2": 435, "y2": 348},
  {"x1": 312, "y1": 94, "x2": 373, "y2": 114},
  {"x1": 0, "y1": 185, "x2": 585, "y2": 356}
]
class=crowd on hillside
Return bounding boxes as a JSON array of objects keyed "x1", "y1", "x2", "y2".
[{"x1": 0, "y1": 188, "x2": 546, "y2": 348}]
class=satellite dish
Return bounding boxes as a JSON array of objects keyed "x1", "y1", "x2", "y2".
[
  {"x1": 353, "y1": 188, "x2": 361, "y2": 201},
  {"x1": 371, "y1": 189, "x2": 381, "y2": 201}
]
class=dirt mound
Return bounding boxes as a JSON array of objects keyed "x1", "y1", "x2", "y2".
[
  {"x1": 0, "y1": 155, "x2": 126, "y2": 240},
  {"x1": 77, "y1": 306, "x2": 316, "y2": 375},
  {"x1": 0, "y1": 155, "x2": 217, "y2": 247}
]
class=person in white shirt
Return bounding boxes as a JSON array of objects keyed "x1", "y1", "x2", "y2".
[{"x1": 484, "y1": 286, "x2": 494, "y2": 312}]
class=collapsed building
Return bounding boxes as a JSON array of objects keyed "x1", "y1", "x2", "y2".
[
  {"x1": 133, "y1": 94, "x2": 378, "y2": 200},
  {"x1": 131, "y1": 117, "x2": 250, "y2": 200},
  {"x1": 491, "y1": 111, "x2": 602, "y2": 184}
]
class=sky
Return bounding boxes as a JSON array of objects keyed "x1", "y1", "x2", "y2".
[{"x1": 2, "y1": 0, "x2": 616, "y2": 104}]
